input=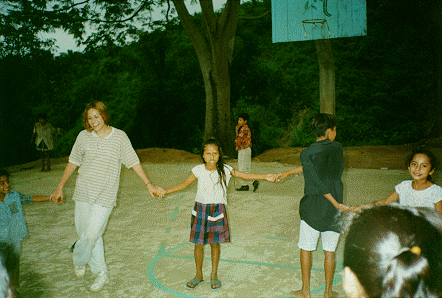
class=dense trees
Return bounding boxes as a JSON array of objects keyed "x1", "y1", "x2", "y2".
[{"x1": 0, "y1": 0, "x2": 440, "y2": 167}]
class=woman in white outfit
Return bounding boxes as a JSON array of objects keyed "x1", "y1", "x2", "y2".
[{"x1": 51, "y1": 101, "x2": 164, "y2": 292}]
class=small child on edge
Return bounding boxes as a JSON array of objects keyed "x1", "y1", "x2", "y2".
[
  {"x1": 0, "y1": 168, "x2": 61, "y2": 296},
  {"x1": 277, "y1": 113, "x2": 349, "y2": 298}
]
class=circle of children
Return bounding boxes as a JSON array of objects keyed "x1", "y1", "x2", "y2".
[{"x1": 1, "y1": 102, "x2": 442, "y2": 298}]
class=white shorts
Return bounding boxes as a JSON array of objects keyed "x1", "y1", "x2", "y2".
[{"x1": 297, "y1": 220, "x2": 340, "y2": 252}]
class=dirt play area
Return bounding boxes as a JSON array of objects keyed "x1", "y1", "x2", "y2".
[{"x1": 6, "y1": 145, "x2": 442, "y2": 298}]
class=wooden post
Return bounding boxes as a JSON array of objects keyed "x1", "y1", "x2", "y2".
[{"x1": 315, "y1": 39, "x2": 335, "y2": 115}]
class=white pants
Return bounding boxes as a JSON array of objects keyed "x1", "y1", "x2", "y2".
[
  {"x1": 74, "y1": 201, "x2": 113, "y2": 274},
  {"x1": 297, "y1": 220, "x2": 340, "y2": 252},
  {"x1": 238, "y1": 147, "x2": 252, "y2": 186}
]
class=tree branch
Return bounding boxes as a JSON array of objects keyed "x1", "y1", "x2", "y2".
[
  {"x1": 41, "y1": 0, "x2": 151, "y2": 24},
  {"x1": 172, "y1": 0, "x2": 207, "y2": 51},
  {"x1": 50, "y1": 0, "x2": 92, "y2": 13},
  {"x1": 239, "y1": 9, "x2": 270, "y2": 20}
]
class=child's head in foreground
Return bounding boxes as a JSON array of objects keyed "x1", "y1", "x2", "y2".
[
  {"x1": 309, "y1": 113, "x2": 338, "y2": 139},
  {"x1": 342, "y1": 204, "x2": 442, "y2": 298}
]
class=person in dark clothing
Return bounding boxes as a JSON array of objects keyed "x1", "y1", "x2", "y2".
[{"x1": 277, "y1": 113, "x2": 349, "y2": 298}]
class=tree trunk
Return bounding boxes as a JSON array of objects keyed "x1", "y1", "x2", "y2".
[
  {"x1": 172, "y1": 0, "x2": 239, "y2": 157},
  {"x1": 315, "y1": 39, "x2": 335, "y2": 115}
]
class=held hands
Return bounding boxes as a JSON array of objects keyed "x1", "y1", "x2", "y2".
[
  {"x1": 336, "y1": 203, "x2": 351, "y2": 212},
  {"x1": 49, "y1": 187, "x2": 63, "y2": 204},
  {"x1": 348, "y1": 203, "x2": 374, "y2": 213},
  {"x1": 264, "y1": 173, "x2": 278, "y2": 182},
  {"x1": 276, "y1": 172, "x2": 288, "y2": 182},
  {"x1": 147, "y1": 184, "x2": 165, "y2": 199}
]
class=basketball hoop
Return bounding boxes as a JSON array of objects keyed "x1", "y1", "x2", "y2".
[{"x1": 302, "y1": 19, "x2": 331, "y2": 38}]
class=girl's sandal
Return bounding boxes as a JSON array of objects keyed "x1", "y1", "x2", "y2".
[
  {"x1": 211, "y1": 279, "x2": 221, "y2": 290},
  {"x1": 186, "y1": 279, "x2": 204, "y2": 289}
]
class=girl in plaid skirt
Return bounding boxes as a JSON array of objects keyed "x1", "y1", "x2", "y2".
[{"x1": 164, "y1": 138, "x2": 277, "y2": 290}]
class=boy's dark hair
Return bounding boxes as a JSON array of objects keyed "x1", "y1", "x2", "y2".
[
  {"x1": 309, "y1": 113, "x2": 338, "y2": 138},
  {"x1": 238, "y1": 113, "x2": 249, "y2": 122},
  {"x1": 343, "y1": 205, "x2": 442, "y2": 298},
  {"x1": 0, "y1": 169, "x2": 9, "y2": 179},
  {"x1": 406, "y1": 148, "x2": 438, "y2": 181}
]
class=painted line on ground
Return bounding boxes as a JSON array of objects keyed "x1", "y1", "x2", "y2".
[{"x1": 147, "y1": 241, "x2": 343, "y2": 297}]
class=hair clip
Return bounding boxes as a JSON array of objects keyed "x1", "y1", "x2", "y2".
[{"x1": 411, "y1": 246, "x2": 421, "y2": 256}]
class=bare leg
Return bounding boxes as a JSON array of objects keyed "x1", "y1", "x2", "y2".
[
  {"x1": 210, "y1": 243, "x2": 221, "y2": 288},
  {"x1": 40, "y1": 152, "x2": 45, "y2": 171},
  {"x1": 45, "y1": 152, "x2": 51, "y2": 171},
  {"x1": 187, "y1": 244, "x2": 204, "y2": 288},
  {"x1": 290, "y1": 249, "x2": 311, "y2": 298},
  {"x1": 324, "y1": 250, "x2": 338, "y2": 298}
]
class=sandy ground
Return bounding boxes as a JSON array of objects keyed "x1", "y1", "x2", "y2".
[{"x1": 7, "y1": 147, "x2": 442, "y2": 298}]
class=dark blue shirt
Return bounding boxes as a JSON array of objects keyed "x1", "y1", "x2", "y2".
[{"x1": 299, "y1": 139, "x2": 344, "y2": 232}]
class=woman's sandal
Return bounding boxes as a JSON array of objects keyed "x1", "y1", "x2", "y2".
[
  {"x1": 211, "y1": 279, "x2": 221, "y2": 289},
  {"x1": 186, "y1": 279, "x2": 204, "y2": 289}
]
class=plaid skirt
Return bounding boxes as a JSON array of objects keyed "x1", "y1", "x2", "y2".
[{"x1": 190, "y1": 202, "x2": 230, "y2": 245}]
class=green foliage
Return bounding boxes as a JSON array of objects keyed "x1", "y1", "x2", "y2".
[{"x1": 0, "y1": 0, "x2": 440, "y2": 167}]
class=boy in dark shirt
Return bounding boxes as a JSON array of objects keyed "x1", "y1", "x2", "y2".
[{"x1": 278, "y1": 113, "x2": 349, "y2": 298}]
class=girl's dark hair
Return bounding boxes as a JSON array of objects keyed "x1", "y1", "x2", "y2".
[
  {"x1": 309, "y1": 113, "x2": 338, "y2": 138},
  {"x1": 406, "y1": 148, "x2": 438, "y2": 182},
  {"x1": 200, "y1": 138, "x2": 227, "y2": 189},
  {"x1": 343, "y1": 205, "x2": 442, "y2": 298}
]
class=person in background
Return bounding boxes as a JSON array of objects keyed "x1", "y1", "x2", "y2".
[
  {"x1": 235, "y1": 113, "x2": 259, "y2": 192},
  {"x1": 31, "y1": 113, "x2": 55, "y2": 172}
]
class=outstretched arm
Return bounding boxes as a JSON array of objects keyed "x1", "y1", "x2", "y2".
[
  {"x1": 165, "y1": 173, "x2": 197, "y2": 195},
  {"x1": 324, "y1": 193, "x2": 349, "y2": 212},
  {"x1": 132, "y1": 163, "x2": 165, "y2": 198},
  {"x1": 277, "y1": 166, "x2": 303, "y2": 181},
  {"x1": 351, "y1": 191, "x2": 399, "y2": 212},
  {"x1": 50, "y1": 162, "x2": 77, "y2": 203},
  {"x1": 231, "y1": 169, "x2": 277, "y2": 182},
  {"x1": 33, "y1": 196, "x2": 62, "y2": 204}
]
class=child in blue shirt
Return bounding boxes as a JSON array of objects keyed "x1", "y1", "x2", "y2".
[{"x1": 0, "y1": 168, "x2": 61, "y2": 296}]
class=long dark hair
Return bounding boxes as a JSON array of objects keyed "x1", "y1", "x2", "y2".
[
  {"x1": 200, "y1": 138, "x2": 227, "y2": 189},
  {"x1": 342, "y1": 205, "x2": 442, "y2": 297}
]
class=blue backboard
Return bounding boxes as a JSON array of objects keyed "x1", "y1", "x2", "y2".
[{"x1": 272, "y1": 0, "x2": 367, "y2": 43}]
